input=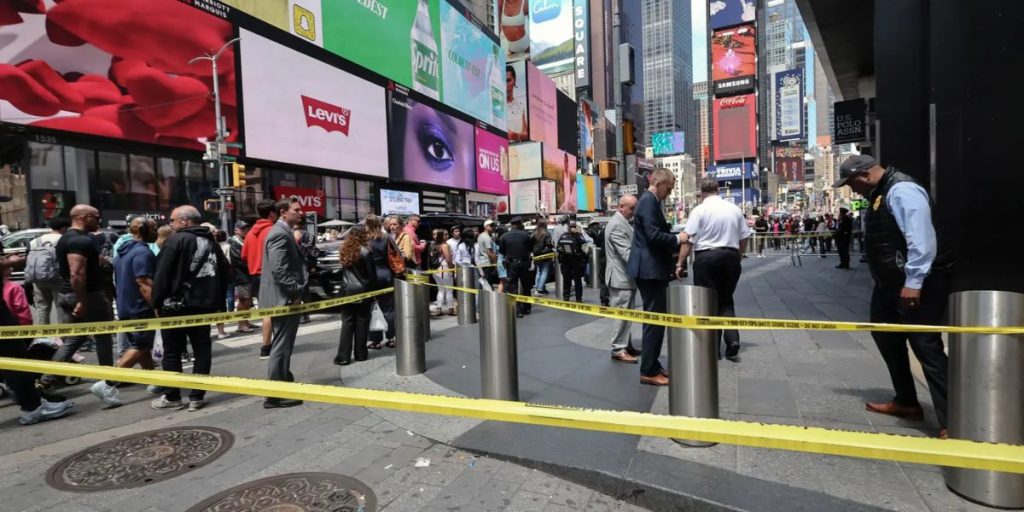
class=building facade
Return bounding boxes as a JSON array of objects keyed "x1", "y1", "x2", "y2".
[
  {"x1": 641, "y1": 0, "x2": 695, "y2": 160},
  {"x1": 693, "y1": 81, "x2": 710, "y2": 174}
]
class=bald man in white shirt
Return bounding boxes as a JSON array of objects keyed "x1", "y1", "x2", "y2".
[{"x1": 676, "y1": 177, "x2": 751, "y2": 361}]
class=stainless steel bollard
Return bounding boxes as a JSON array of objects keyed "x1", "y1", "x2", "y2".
[
  {"x1": 553, "y1": 258, "x2": 564, "y2": 299},
  {"x1": 478, "y1": 288, "x2": 519, "y2": 400},
  {"x1": 588, "y1": 246, "x2": 602, "y2": 290},
  {"x1": 667, "y1": 283, "x2": 719, "y2": 447},
  {"x1": 410, "y1": 269, "x2": 431, "y2": 341},
  {"x1": 944, "y1": 290, "x2": 1024, "y2": 508},
  {"x1": 394, "y1": 279, "x2": 426, "y2": 376},
  {"x1": 456, "y1": 264, "x2": 478, "y2": 325}
]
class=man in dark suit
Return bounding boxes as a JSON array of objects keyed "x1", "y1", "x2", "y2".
[
  {"x1": 834, "y1": 207, "x2": 853, "y2": 268},
  {"x1": 626, "y1": 169, "x2": 685, "y2": 386},
  {"x1": 259, "y1": 197, "x2": 309, "y2": 408}
]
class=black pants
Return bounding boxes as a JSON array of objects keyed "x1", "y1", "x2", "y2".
[
  {"x1": 559, "y1": 259, "x2": 584, "y2": 302},
  {"x1": 597, "y1": 258, "x2": 610, "y2": 306},
  {"x1": 161, "y1": 323, "x2": 212, "y2": 402},
  {"x1": 636, "y1": 278, "x2": 668, "y2": 376},
  {"x1": 836, "y1": 236, "x2": 851, "y2": 266},
  {"x1": 505, "y1": 259, "x2": 532, "y2": 314},
  {"x1": 870, "y1": 274, "x2": 951, "y2": 427},
  {"x1": 0, "y1": 339, "x2": 41, "y2": 412},
  {"x1": 369, "y1": 292, "x2": 396, "y2": 343},
  {"x1": 337, "y1": 301, "x2": 371, "y2": 363},
  {"x1": 693, "y1": 249, "x2": 742, "y2": 352}
]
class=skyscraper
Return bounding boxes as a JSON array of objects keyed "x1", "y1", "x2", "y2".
[
  {"x1": 641, "y1": 0, "x2": 695, "y2": 159},
  {"x1": 462, "y1": 0, "x2": 497, "y2": 31},
  {"x1": 694, "y1": 81, "x2": 710, "y2": 174}
]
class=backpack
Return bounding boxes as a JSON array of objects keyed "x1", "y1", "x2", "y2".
[
  {"x1": 24, "y1": 240, "x2": 60, "y2": 286},
  {"x1": 427, "y1": 242, "x2": 443, "y2": 270},
  {"x1": 557, "y1": 233, "x2": 582, "y2": 260}
]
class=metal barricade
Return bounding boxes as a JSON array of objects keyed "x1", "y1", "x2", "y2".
[
  {"x1": 478, "y1": 288, "x2": 519, "y2": 400},
  {"x1": 944, "y1": 290, "x2": 1024, "y2": 508},
  {"x1": 667, "y1": 283, "x2": 719, "y2": 447},
  {"x1": 394, "y1": 278, "x2": 426, "y2": 376},
  {"x1": 455, "y1": 264, "x2": 477, "y2": 325}
]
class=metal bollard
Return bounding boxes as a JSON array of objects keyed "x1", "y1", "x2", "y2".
[
  {"x1": 456, "y1": 264, "x2": 478, "y2": 325},
  {"x1": 410, "y1": 269, "x2": 431, "y2": 341},
  {"x1": 588, "y1": 246, "x2": 603, "y2": 290},
  {"x1": 394, "y1": 279, "x2": 426, "y2": 376},
  {"x1": 553, "y1": 258, "x2": 564, "y2": 299},
  {"x1": 667, "y1": 283, "x2": 719, "y2": 447},
  {"x1": 944, "y1": 290, "x2": 1024, "y2": 508},
  {"x1": 478, "y1": 288, "x2": 519, "y2": 400}
]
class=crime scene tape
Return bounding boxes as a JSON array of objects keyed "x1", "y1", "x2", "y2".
[
  {"x1": 0, "y1": 358, "x2": 1021, "y2": 474},
  {"x1": 0, "y1": 288, "x2": 392, "y2": 340}
]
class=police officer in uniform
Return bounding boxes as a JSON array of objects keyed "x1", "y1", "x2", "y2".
[
  {"x1": 834, "y1": 155, "x2": 954, "y2": 438},
  {"x1": 556, "y1": 222, "x2": 587, "y2": 302},
  {"x1": 498, "y1": 216, "x2": 534, "y2": 317}
]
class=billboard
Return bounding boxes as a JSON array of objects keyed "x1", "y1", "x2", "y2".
[
  {"x1": 709, "y1": 162, "x2": 756, "y2": 182},
  {"x1": 556, "y1": 90, "x2": 578, "y2": 155},
  {"x1": 708, "y1": 0, "x2": 757, "y2": 30},
  {"x1": 0, "y1": 0, "x2": 237, "y2": 150},
  {"x1": 388, "y1": 87, "x2": 476, "y2": 190},
  {"x1": 833, "y1": 98, "x2": 867, "y2": 144},
  {"x1": 773, "y1": 69, "x2": 804, "y2": 142},
  {"x1": 721, "y1": 187, "x2": 760, "y2": 205},
  {"x1": 380, "y1": 189, "x2": 420, "y2": 215},
  {"x1": 713, "y1": 94, "x2": 757, "y2": 161},
  {"x1": 507, "y1": 60, "x2": 529, "y2": 141},
  {"x1": 543, "y1": 143, "x2": 578, "y2": 213},
  {"x1": 498, "y1": 0, "x2": 531, "y2": 61},
  {"x1": 273, "y1": 186, "x2": 326, "y2": 216},
  {"x1": 240, "y1": 29, "x2": 388, "y2": 177},
  {"x1": 509, "y1": 180, "x2": 539, "y2": 215},
  {"x1": 773, "y1": 145, "x2": 805, "y2": 183},
  {"x1": 540, "y1": 179, "x2": 557, "y2": 213},
  {"x1": 576, "y1": 174, "x2": 600, "y2": 211},
  {"x1": 508, "y1": 142, "x2": 542, "y2": 180},
  {"x1": 440, "y1": 0, "x2": 507, "y2": 129},
  {"x1": 579, "y1": 99, "x2": 595, "y2": 165},
  {"x1": 711, "y1": 24, "x2": 756, "y2": 95},
  {"x1": 651, "y1": 132, "x2": 686, "y2": 156},
  {"x1": 528, "y1": 62, "x2": 558, "y2": 147},
  {"x1": 529, "y1": 0, "x2": 574, "y2": 74},
  {"x1": 475, "y1": 127, "x2": 510, "y2": 195},
  {"x1": 572, "y1": 0, "x2": 591, "y2": 87}
]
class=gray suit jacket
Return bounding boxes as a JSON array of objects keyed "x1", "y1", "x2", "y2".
[
  {"x1": 258, "y1": 221, "x2": 308, "y2": 308},
  {"x1": 604, "y1": 211, "x2": 635, "y2": 290}
]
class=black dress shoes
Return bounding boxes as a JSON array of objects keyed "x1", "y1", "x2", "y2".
[{"x1": 264, "y1": 398, "x2": 303, "y2": 409}]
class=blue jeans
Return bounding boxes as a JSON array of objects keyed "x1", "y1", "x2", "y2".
[
  {"x1": 225, "y1": 285, "x2": 235, "y2": 312},
  {"x1": 533, "y1": 261, "x2": 552, "y2": 292}
]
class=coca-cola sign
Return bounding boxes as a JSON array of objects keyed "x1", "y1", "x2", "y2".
[
  {"x1": 301, "y1": 95, "x2": 351, "y2": 135},
  {"x1": 718, "y1": 95, "x2": 749, "y2": 109}
]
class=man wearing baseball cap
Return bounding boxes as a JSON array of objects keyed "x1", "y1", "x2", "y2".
[{"x1": 834, "y1": 155, "x2": 954, "y2": 438}]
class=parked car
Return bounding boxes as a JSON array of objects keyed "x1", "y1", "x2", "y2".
[{"x1": 0, "y1": 228, "x2": 50, "y2": 280}]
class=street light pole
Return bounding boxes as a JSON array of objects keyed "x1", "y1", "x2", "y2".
[{"x1": 190, "y1": 37, "x2": 240, "y2": 235}]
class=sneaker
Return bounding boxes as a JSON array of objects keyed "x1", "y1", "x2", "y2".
[
  {"x1": 79, "y1": 341, "x2": 95, "y2": 352},
  {"x1": 182, "y1": 352, "x2": 192, "y2": 363},
  {"x1": 147, "y1": 385, "x2": 164, "y2": 395},
  {"x1": 34, "y1": 380, "x2": 67, "y2": 402},
  {"x1": 188, "y1": 399, "x2": 207, "y2": 412},
  {"x1": 151, "y1": 396, "x2": 185, "y2": 410},
  {"x1": 217, "y1": 332, "x2": 230, "y2": 340},
  {"x1": 19, "y1": 399, "x2": 74, "y2": 425},
  {"x1": 259, "y1": 345, "x2": 271, "y2": 360},
  {"x1": 531, "y1": 290, "x2": 542, "y2": 297},
  {"x1": 89, "y1": 381, "x2": 123, "y2": 407}
]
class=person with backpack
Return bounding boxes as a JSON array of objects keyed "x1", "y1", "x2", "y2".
[
  {"x1": 556, "y1": 221, "x2": 587, "y2": 302},
  {"x1": 531, "y1": 220, "x2": 554, "y2": 296},
  {"x1": 24, "y1": 216, "x2": 69, "y2": 325}
]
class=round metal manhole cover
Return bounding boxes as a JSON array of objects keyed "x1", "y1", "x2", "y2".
[
  {"x1": 47, "y1": 426, "x2": 234, "y2": 492},
  {"x1": 185, "y1": 472, "x2": 377, "y2": 512}
]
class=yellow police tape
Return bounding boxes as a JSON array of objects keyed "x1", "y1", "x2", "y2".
[
  {"x1": 0, "y1": 288, "x2": 393, "y2": 340},
  {"x1": 0, "y1": 358, "x2": 1021, "y2": 474}
]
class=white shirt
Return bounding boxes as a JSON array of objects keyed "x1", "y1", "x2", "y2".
[
  {"x1": 455, "y1": 242, "x2": 473, "y2": 266},
  {"x1": 475, "y1": 231, "x2": 494, "y2": 266},
  {"x1": 684, "y1": 195, "x2": 752, "y2": 251}
]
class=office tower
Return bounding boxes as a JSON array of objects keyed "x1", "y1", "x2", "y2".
[
  {"x1": 694, "y1": 81, "x2": 710, "y2": 173},
  {"x1": 641, "y1": 0, "x2": 695, "y2": 159}
]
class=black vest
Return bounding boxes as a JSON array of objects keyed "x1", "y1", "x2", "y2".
[{"x1": 865, "y1": 167, "x2": 954, "y2": 287}]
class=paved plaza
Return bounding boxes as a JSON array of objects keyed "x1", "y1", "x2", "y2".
[{"x1": 0, "y1": 253, "x2": 992, "y2": 511}]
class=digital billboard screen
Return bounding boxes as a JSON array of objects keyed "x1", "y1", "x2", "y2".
[
  {"x1": 240, "y1": 29, "x2": 388, "y2": 177},
  {"x1": 709, "y1": 162, "x2": 756, "y2": 182},
  {"x1": 713, "y1": 94, "x2": 757, "y2": 161},
  {"x1": 528, "y1": 61, "x2": 558, "y2": 148},
  {"x1": 380, "y1": 189, "x2": 420, "y2": 215},
  {"x1": 556, "y1": 90, "x2": 578, "y2": 155},
  {"x1": 651, "y1": 132, "x2": 686, "y2": 156},
  {"x1": 0, "y1": 0, "x2": 237, "y2": 150},
  {"x1": 774, "y1": 68, "x2": 804, "y2": 142},
  {"x1": 498, "y1": 0, "x2": 531, "y2": 61},
  {"x1": 388, "y1": 87, "x2": 476, "y2": 190},
  {"x1": 528, "y1": 0, "x2": 574, "y2": 74},
  {"x1": 440, "y1": 0, "x2": 507, "y2": 130},
  {"x1": 708, "y1": 0, "x2": 757, "y2": 30},
  {"x1": 510, "y1": 180, "x2": 539, "y2": 215},
  {"x1": 543, "y1": 143, "x2": 578, "y2": 213},
  {"x1": 712, "y1": 24, "x2": 756, "y2": 91},
  {"x1": 475, "y1": 127, "x2": 509, "y2": 195},
  {"x1": 579, "y1": 99, "x2": 595, "y2": 164},
  {"x1": 507, "y1": 60, "x2": 529, "y2": 142},
  {"x1": 773, "y1": 145, "x2": 805, "y2": 183},
  {"x1": 509, "y1": 142, "x2": 542, "y2": 180}
]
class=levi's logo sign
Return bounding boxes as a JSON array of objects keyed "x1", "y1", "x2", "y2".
[{"x1": 301, "y1": 95, "x2": 351, "y2": 135}]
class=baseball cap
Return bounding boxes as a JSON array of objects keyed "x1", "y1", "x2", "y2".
[
  {"x1": 235, "y1": 220, "x2": 250, "y2": 231},
  {"x1": 510, "y1": 216, "x2": 523, "y2": 225},
  {"x1": 833, "y1": 155, "x2": 878, "y2": 188},
  {"x1": 483, "y1": 220, "x2": 496, "y2": 228}
]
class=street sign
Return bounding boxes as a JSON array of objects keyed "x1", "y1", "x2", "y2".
[
  {"x1": 226, "y1": 142, "x2": 244, "y2": 149},
  {"x1": 214, "y1": 188, "x2": 235, "y2": 196},
  {"x1": 619, "y1": 184, "x2": 638, "y2": 195},
  {"x1": 222, "y1": 155, "x2": 238, "y2": 162}
]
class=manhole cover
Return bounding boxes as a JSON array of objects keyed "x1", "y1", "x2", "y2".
[
  {"x1": 47, "y1": 426, "x2": 233, "y2": 492},
  {"x1": 185, "y1": 472, "x2": 377, "y2": 512}
]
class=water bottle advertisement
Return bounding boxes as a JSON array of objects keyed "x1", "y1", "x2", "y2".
[{"x1": 440, "y1": 0, "x2": 507, "y2": 130}]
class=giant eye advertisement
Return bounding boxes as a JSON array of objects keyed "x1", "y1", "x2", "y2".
[
  {"x1": 0, "y1": 0, "x2": 237, "y2": 150},
  {"x1": 240, "y1": 29, "x2": 388, "y2": 177},
  {"x1": 388, "y1": 88, "x2": 476, "y2": 190}
]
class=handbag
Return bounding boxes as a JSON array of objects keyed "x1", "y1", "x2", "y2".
[
  {"x1": 369, "y1": 302, "x2": 387, "y2": 332},
  {"x1": 386, "y1": 237, "x2": 406, "y2": 275},
  {"x1": 340, "y1": 265, "x2": 369, "y2": 297}
]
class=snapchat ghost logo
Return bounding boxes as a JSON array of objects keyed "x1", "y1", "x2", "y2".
[{"x1": 293, "y1": 4, "x2": 316, "y2": 41}]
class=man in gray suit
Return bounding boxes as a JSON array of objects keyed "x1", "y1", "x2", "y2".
[
  {"x1": 605, "y1": 194, "x2": 640, "y2": 363},
  {"x1": 259, "y1": 197, "x2": 308, "y2": 408}
]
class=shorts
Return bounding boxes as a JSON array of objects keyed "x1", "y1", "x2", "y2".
[
  {"x1": 235, "y1": 283, "x2": 252, "y2": 300},
  {"x1": 124, "y1": 314, "x2": 156, "y2": 351}
]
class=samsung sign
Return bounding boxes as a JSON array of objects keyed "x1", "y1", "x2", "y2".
[
  {"x1": 573, "y1": 0, "x2": 590, "y2": 88},
  {"x1": 709, "y1": 162, "x2": 756, "y2": 181}
]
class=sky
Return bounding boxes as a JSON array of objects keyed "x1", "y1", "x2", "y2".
[{"x1": 692, "y1": 0, "x2": 708, "y2": 82}]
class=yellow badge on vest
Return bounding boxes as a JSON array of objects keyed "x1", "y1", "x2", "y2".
[{"x1": 872, "y1": 195, "x2": 882, "y2": 211}]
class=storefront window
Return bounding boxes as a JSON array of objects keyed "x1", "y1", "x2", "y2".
[
  {"x1": 182, "y1": 160, "x2": 212, "y2": 207},
  {"x1": 95, "y1": 151, "x2": 128, "y2": 211},
  {"x1": 157, "y1": 158, "x2": 180, "y2": 212},
  {"x1": 64, "y1": 147, "x2": 94, "y2": 205},
  {"x1": 28, "y1": 143, "x2": 64, "y2": 190},
  {"x1": 128, "y1": 155, "x2": 158, "y2": 212}
]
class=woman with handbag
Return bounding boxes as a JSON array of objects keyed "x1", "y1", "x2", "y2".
[
  {"x1": 334, "y1": 226, "x2": 377, "y2": 367},
  {"x1": 366, "y1": 215, "x2": 399, "y2": 350}
]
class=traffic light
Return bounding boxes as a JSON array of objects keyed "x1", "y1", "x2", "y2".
[
  {"x1": 232, "y1": 163, "x2": 246, "y2": 188},
  {"x1": 623, "y1": 120, "x2": 635, "y2": 155}
]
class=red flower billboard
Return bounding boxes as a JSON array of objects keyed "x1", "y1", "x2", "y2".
[
  {"x1": 0, "y1": 0, "x2": 237, "y2": 150},
  {"x1": 713, "y1": 94, "x2": 757, "y2": 161}
]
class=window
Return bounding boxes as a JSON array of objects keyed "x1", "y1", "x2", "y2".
[
  {"x1": 156, "y1": 158, "x2": 180, "y2": 212},
  {"x1": 64, "y1": 147, "x2": 94, "y2": 205},
  {"x1": 95, "y1": 151, "x2": 129, "y2": 211},
  {"x1": 128, "y1": 155, "x2": 158, "y2": 211},
  {"x1": 182, "y1": 160, "x2": 212, "y2": 208},
  {"x1": 29, "y1": 143, "x2": 64, "y2": 190}
]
